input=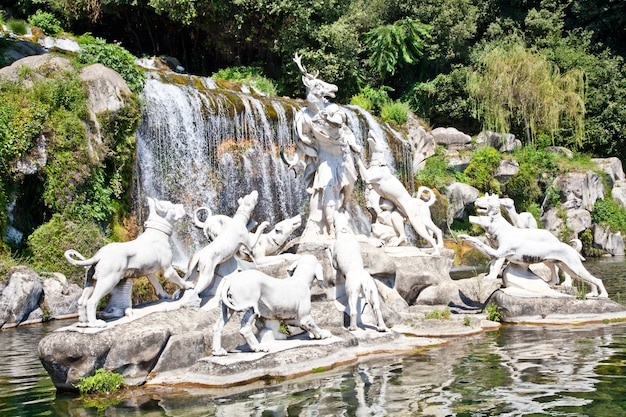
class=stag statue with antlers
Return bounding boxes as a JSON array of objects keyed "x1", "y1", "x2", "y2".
[{"x1": 282, "y1": 53, "x2": 362, "y2": 242}]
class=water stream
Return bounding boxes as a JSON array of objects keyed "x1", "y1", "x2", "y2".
[
  {"x1": 135, "y1": 71, "x2": 410, "y2": 265},
  {"x1": 1, "y1": 258, "x2": 626, "y2": 416}
]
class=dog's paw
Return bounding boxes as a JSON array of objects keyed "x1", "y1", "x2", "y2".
[
  {"x1": 253, "y1": 344, "x2": 269, "y2": 353},
  {"x1": 377, "y1": 325, "x2": 389, "y2": 333},
  {"x1": 90, "y1": 319, "x2": 107, "y2": 328},
  {"x1": 183, "y1": 281, "x2": 195, "y2": 290},
  {"x1": 319, "y1": 329, "x2": 332, "y2": 339},
  {"x1": 212, "y1": 348, "x2": 228, "y2": 356}
]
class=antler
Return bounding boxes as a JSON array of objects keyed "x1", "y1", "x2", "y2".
[{"x1": 293, "y1": 53, "x2": 318, "y2": 79}]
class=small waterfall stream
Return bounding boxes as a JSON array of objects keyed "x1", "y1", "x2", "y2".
[{"x1": 136, "y1": 71, "x2": 412, "y2": 265}]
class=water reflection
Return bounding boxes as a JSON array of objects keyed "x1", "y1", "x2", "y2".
[{"x1": 2, "y1": 258, "x2": 626, "y2": 416}]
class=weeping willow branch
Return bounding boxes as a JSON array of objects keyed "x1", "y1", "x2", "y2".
[{"x1": 467, "y1": 40, "x2": 585, "y2": 147}]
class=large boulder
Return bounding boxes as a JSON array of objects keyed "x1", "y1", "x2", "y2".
[
  {"x1": 553, "y1": 170, "x2": 604, "y2": 211},
  {"x1": 494, "y1": 159, "x2": 520, "y2": 182},
  {"x1": 475, "y1": 131, "x2": 521, "y2": 152},
  {"x1": 38, "y1": 307, "x2": 218, "y2": 390},
  {"x1": 41, "y1": 274, "x2": 82, "y2": 319},
  {"x1": 612, "y1": 179, "x2": 626, "y2": 208},
  {"x1": 79, "y1": 63, "x2": 133, "y2": 151},
  {"x1": 490, "y1": 290, "x2": 625, "y2": 323},
  {"x1": 592, "y1": 224, "x2": 625, "y2": 255},
  {"x1": 431, "y1": 127, "x2": 471, "y2": 151},
  {"x1": 445, "y1": 182, "x2": 479, "y2": 221},
  {"x1": 592, "y1": 157, "x2": 625, "y2": 186},
  {"x1": 0, "y1": 266, "x2": 43, "y2": 328},
  {"x1": 540, "y1": 207, "x2": 591, "y2": 237},
  {"x1": 0, "y1": 54, "x2": 73, "y2": 85},
  {"x1": 406, "y1": 116, "x2": 436, "y2": 172}
]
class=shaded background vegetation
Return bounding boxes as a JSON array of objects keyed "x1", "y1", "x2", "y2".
[{"x1": 1, "y1": 0, "x2": 624, "y2": 162}]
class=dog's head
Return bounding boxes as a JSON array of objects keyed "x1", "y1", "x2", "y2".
[
  {"x1": 367, "y1": 130, "x2": 387, "y2": 164},
  {"x1": 473, "y1": 193, "x2": 501, "y2": 217},
  {"x1": 289, "y1": 254, "x2": 325, "y2": 287},
  {"x1": 273, "y1": 214, "x2": 302, "y2": 237},
  {"x1": 332, "y1": 211, "x2": 353, "y2": 235},
  {"x1": 235, "y1": 190, "x2": 259, "y2": 219},
  {"x1": 147, "y1": 197, "x2": 186, "y2": 223}
]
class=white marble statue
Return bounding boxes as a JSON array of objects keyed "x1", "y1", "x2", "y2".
[
  {"x1": 181, "y1": 190, "x2": 267, "y2": 304},
  {"x1": 370, "y1": 194, "x2": 408, "y2": 247},
  {"x1": 249, "y1": 214, "x2": 302, "y2": 264},
  {"x1": 358, "y1": 130, "x2": 443, "y2": 255},
  {"x1": 330, "y1": 211, "x2": 388, "y2": 332},
  {"x1": 282, "y1": 53, "x2": 361, "y2": 240},
  {"x1": 499, "y1": 197, "x2": 538, "y2": 229},
  {"x1": 459, "y1": 193, "x2": 608, "y2": 298},
  {"x1": 64, "y1": 197, "x2": 194, "y2": 327},
  {"x1": 212, "y1": 254, "x2": 332, "y2": 355}
]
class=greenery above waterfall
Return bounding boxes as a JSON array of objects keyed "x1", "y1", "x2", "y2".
[{"x1": 3, "y1": 0, "x2": 624, "y2": 161}]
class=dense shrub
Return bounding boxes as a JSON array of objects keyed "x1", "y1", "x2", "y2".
[
  {"x1": 27, "y1": 214, "x2": 109, "y2": 284},
  {"x1": 591, "y1": 199, "x2": 626, "y2": 234},
  {"x1": 212, "y1": 66, "x2": 277, "y2": 96},
  {"x1": 349, "y1": 94, "x2": 371, "y2": 111},
  {"x1": 416, "y1": 152, "x2": 456, "y2": 190},
  {"x1": 6, "y1": 19, "x2": 28, "y2": 35},
  {"x1": 27, "y1": 10, "x2": 63, "y2": 36},
  {"x1": 76, "y1": 369, "x2": 125, "y2": 394},
  {"x1": 381, "y1": 101, "x2": 410, "y2": 125},
  {"x1": 463, "y1": 147, "x2": 502, "y2": 194},
  {"x1": 77, "y1": 35, "x2": 145, "y2": 93}
]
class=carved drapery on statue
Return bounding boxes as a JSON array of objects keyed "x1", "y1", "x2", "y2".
[{"x1": 284, "y1": 54, "x2": 362, "y2": 241}]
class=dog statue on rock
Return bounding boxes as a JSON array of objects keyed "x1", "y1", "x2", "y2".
[
  {"x1": 212, "y1": 254, "x2": 331, "y2": 355},
  {"x1": 64, "y1": 197, "x2": 193, "y2": 328}
]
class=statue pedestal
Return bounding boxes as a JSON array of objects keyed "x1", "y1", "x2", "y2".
[{"x1": 490, "y1": 289, "x2": 626, "y2": 324}]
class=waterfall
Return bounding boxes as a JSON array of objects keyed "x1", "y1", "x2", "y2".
[{"x1": 136, "y1": 71, "x2": 412, "y2": 265}]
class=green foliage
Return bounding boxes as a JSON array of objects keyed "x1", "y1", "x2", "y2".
[
  {"x1": 416, "y1": 152, "x2": 456, "y2": 190},
  {"x1": 380, "y1": 101, "x2": 409, "y2": 125},
  {"x1": 406, "y1": 67, "x2": 476, "y2": 132},
  {"x1": 591, "y1": 199, "x2": 626, "y2": 235},
  {"x1": 463, "y1": 147, "x2": 502, "y2": 193},
  {"x1": 463, "y1": 316, "x2": 471, "y2": 326},
  {"x1": 579, "y1": 228, "x2": 606, "y2": 257},
  {"x1": 28, "y1": 10, "x2": 63, "y2": 35},
  {"x1": 484, "y1": 302, "x2": 502, "y2": 322},
  {"x1": 77, "y1": 35, "x2": 145, "y2": 93},
  {"x1": 468, "y1": 37, "x2": 585, "y2": 146},
  {"x1": 76, "y1": 368, "x2": 125, "y2": 394},
  {"x1": 424, "y1": 306, "x2": 451, "y2": 320},
  {"x1": 212, "y1": 66, "x2": 277, "y2": 96},
  {"x1": 350, "y1": 86, "x2": 391, "y2": 115},
  {"x1": 6, "y1": 19, "x2": 28, "y2": 35},
  {"x1": 349, "y1": 94, "x2": 372, "y2": 111},
  {"x1": 365, "y1": 18, "x2": 431, "y2": 79},
  {"x1": 26, "y1": 214, "x2": 109, "y2": 284}
]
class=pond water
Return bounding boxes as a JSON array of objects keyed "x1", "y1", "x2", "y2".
[{"x1": 2, "y1": 257, "x2": 626, "y2": 417}]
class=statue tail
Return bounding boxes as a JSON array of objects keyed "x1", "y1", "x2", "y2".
[
  {"x1": 417, "y1": 186, "x2": 437, "y2": 206},
  {"x1": 64, "y1": 249, "x2": 98, "y2": 267}
]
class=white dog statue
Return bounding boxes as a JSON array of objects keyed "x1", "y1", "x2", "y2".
[
  {"x1": 64, "y1": 197, "x2": 193, "y2": 328},
  {"x1": 358, "y1": 130, "x2": 443, "y2": 254},
  {"x1": 459, "y1": 193, "x2": 608, "y2": 298},
  {"x1": 249, "y1": 214, "x2": 302, "y2": 264},
  {"x1": 212, "y1": 254, "x2": 332, "y2": 355},
  {"x1": 330, "y1": 211, "x2": 388, "y2": 332},
  {"x1": 181, "y1": 190, "x2": 267, "y2": 304}
]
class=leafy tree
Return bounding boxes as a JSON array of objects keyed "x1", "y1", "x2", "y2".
[
  {"x1": 467, "y1": 36, "x2": 585, "y2": 146},
  {"x1": 365, "y1": 18, "x2": 431, "y2": 82}
]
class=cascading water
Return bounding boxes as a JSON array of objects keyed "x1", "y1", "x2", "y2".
[{"x1": 136, "y1": 70, "x2": 412, "y2": 266}]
